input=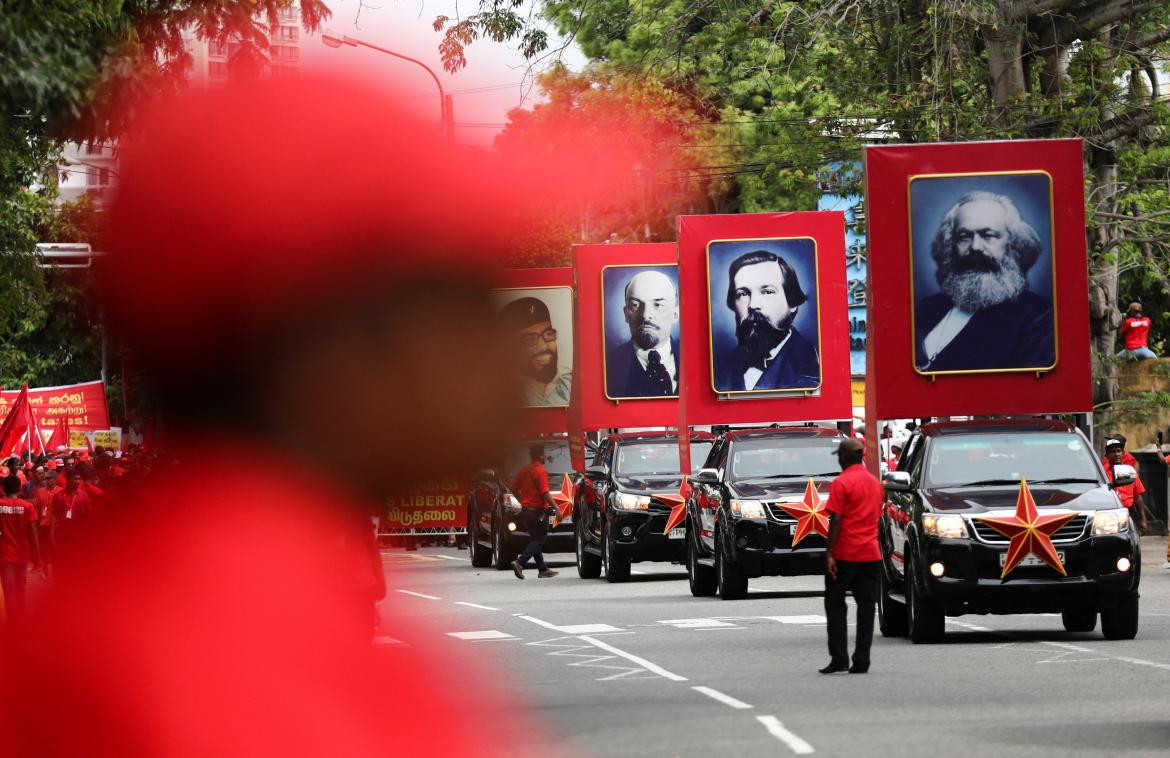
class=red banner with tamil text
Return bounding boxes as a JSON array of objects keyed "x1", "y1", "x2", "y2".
[
  {"x1": 383, "y1": 479, "x2": 468, "y2": 531},
  {"x1": 0, "y1": 381, "x2": 109, "y2": 432}
]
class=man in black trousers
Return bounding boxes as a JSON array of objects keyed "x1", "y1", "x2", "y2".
[{"x1": 821, "y1": 438, "x2": 883, "y2": 674}]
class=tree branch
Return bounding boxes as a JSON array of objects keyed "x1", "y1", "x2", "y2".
[
  {"x1": 1041, "y1": 0, "x2": 1161, "y2": 48},
  {"x1": 1001, "y1": 0, "x2": 1083, "y2": 23}
]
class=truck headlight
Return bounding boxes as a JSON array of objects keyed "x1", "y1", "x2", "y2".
[
  {"x1": 922, "y1": 513, "x2": 967, "y2": 539},
  {"x1": 1092, "y1": 508, "x2": 1130, "y2": 536},
  {"x1": 730, "y1": 499, "x2": 766, "y2": 519},
  {"x1": 614, "y1": 492, "x2": 651, "y2": 511}
]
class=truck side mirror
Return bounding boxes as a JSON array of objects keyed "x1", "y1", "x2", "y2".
[
  {"x1": 585, "y1": 464, "x2": 608, "y2": 478},
  {"x1": 1110, "y1": 464, "x2": 1137, "y2": 488},
  {"x1": 884, "y1": 470, "x2": 912, "y2": 492},
  {"x1": 692, "y1": 468, "x2": 721, "y2": 485}
]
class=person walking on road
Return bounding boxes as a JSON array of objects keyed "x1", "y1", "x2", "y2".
[
  {"x1": 821, "y1": 438, "x2": 883, "y2": 675},
  {"x1": 510, "y1": 444, "x2": 558, "y2": 579}
]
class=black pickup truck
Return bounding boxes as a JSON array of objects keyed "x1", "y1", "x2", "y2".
[
  {"x1": 878, "y1": 419, "x2": 1141, "y2": 643},
  {"x1": 574, "y1": 431, "x2": 713, "y2": 582},
  {"x1": 685, "y1": 427, "x2": 846, "y2": 599}
]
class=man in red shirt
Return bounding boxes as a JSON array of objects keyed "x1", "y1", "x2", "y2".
[
  {"x1": 50, "y1": 469, "x2": 92, "y2": 557},
  {"x1": 822, "y1": 438, "x2": 884, "y2": 674},
  {"x1": 1117, "y1": 302, "x2": 1156, "y2": 359},
  {"x1": 509, "y1": 444, "x2": 558, "y2": 579},
  {"x1": 1104, "y1": 439, "x2": 1148, "y2": 534},
  {"x1": 0, "y1": 475, "x2": 41, "y2": 621}
]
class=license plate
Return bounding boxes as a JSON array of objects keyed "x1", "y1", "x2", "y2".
[
  {"x1": 1000, "y1": 552, "x2": 1064, "y2": 568},
  {"x1": 667, "y1": 528, "x2": 685, "y2": 540}
]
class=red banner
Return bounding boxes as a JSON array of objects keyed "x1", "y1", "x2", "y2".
[
  {"x1": 0, "y1": 381, "x2": 109, "y2": 432},
  {"x1": 383, "y1": 479, "x2": 468, "y2": 531},
  {"x1": 863, "y1": 139, "x2": 1092, "y2": 420}
]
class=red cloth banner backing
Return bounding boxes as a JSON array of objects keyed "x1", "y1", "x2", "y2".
[
  {"x1": 863, "y1": 139, "x2": 1092, "y2": 419},
  {"x1": 0, "y1": 380, "x2": 109, "y2": 432},
  {"x1": 572, "y1": 243, "x2": 681, "y2": 431},
  {"x1": 677, "y1": 212, "x2": 852, "y2": 426}
]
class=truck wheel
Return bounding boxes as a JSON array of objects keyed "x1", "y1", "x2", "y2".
[
  {"x1": 906, "y1": 559, "x2": 944, "y2": 643},
  {"x1": 1061, "y1": 609, "x2": 1096, "y2": 633},
  {"x1": 603, "y1": 524, "x2": 631, "y2": 583},
  {"x1": 469, "y1": 509, "x2": 491, "y2": 568},
  {"x1": 1101, "y1": 594, "x2": 1139, "y2": 640},
  {"x1": 576, "y1": 520, "x2": 602, "y2": 579},
  {"x1": 878, "y1": 567, "x2": 909, "y2": 637},
  {"x1": 715, "y1": 537, "x2": 748, "y2": 600},
  {"x1": 687, "y1": 527, "x2": 716, "y2": 597},
  {"x1": 491, "y1": 518, "x2": 510, "y2": 570}
]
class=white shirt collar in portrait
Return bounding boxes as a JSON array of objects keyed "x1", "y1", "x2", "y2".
[
  {"x1": 634, "y1": 343, "x2": 677, "y2": 382},
  {"x1": 923, "y1": 306, "x2": 974, "y2": 364},
  {"x1": 743, "y1": 332, "x2": 791, "y2": 390}
]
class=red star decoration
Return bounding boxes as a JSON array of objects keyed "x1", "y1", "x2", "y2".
[
  {"x1": 658, "y1": 476, "x2": 693, "y2": 535},
  {"x1": 550, "y1": 474, "x2": 576, "y2": 528},
  {"x1": 976, "y1": 479, "x2": 1076, "y2": 579},
  {"x1": 776, "y1": 478, "x2": 830, "y2": 547}
]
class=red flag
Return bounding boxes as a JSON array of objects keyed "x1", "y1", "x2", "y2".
[
  {"x1": 28, "y1": 407, "x2": 47, "y2": 457},
  {"x1": 47, "y1": 416, "x2": 70, "y2": 452},
  {"x1": 0, "y1": 386, "x2": 31, "y2": 456}
]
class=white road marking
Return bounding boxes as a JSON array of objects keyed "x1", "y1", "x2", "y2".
[
  {"x1": 518, "y1": 615, "x2": 622, "y2": 634},
  {"x1": 761, "y1": 615, "x2": 827, "y2": 625},
  {"x1": 558, "y1": 623, "x2": 624, "y2": 634},
  {"x1": 630, "y1": 569, "x2": 647, "y2": 575},
  {"x1": 396, "y1": 590, "x2": 441, "y2": 600},
  {"x1": 372, "y1": 636, "x2": 404, "y2": 646},
  {"x1": 455, "y1": 601, "x2": 500, "y2": 611},
  {"x1": 435, "y1": 554, "x2": 465, "y2": 561},
  {"x1": 577, "y1": 635, "x2": 688, "y2": 682},
  {"x1": 756, "y1": 715, "x2": 815, "y2": 754},
  {"x1": 659, "y1": 618, "x2": 738, "y2": 629},
  {"x1": 692, "y1": 685, "x2": 752, "y2": 709},
  {"x1": 950, "y1": 619, "x2": 1170, "y2": 672},
  {"x1": 447, "y1": 630, "x2": 516, "y2": 641}
]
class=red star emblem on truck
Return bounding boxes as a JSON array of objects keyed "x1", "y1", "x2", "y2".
[
  {"x1": 659, "y1": 476, "x2": 693, "y2": 535},
  {"x1": 976, "y1": 479, "x2": 1076, "y2": 579},
  {"x1": 775, "y1": 478, "x2": 830, "y2": 547},
  {"x1": 550, "y1": 474, "x2": 576, "y2": 528}
]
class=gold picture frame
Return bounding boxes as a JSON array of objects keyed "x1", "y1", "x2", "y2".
[
  {"x1": 705, "y1": 236, "x2": 824, "y2": 397},
  {"x1": 906, "y1": 170, "x2": 1059, "y2": 377}
]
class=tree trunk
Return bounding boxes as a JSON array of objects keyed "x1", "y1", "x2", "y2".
[
  {"x1": 983, "y1": 25, "x2": 1027, "y2": 109},
  {"x1": 1087, "y1": 147, "x2": 1122, "y2": 416}
]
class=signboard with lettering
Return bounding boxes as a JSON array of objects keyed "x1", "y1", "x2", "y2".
[
  {"x1": 819, "y1": 193, "x2": 867, "y2": 376},
  {"x1": 383, "y1": 479, "x2": 468, "y2": 533},
  {"x1": 0, "y1": 380, "x2": 109, "y2": 431}
]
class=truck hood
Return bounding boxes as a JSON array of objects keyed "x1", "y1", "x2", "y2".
[
  {"x1": 922, "y1": 484, "x2": 1119, "y2": 514},
  {"x1": 730, "y1": 479, "x2": 833, "y2": 501},
  {"x1": 615, "y1": 475, "x2": 686, "y2": 495}
]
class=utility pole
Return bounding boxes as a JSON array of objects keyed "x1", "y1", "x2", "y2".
[{"x1": 444, "y1": 94, "x2": 455, "y2": 142}]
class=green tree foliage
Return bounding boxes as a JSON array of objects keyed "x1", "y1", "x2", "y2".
[
  {"x1": 453, "y1": 0, "x2": 1170, "y2": 408},
  {"x1": 493, "y1": 65, "x2": 733, "y2": 264},
  {"x1": 0, "y1": 1, "x2": 328, "y2": 388}
]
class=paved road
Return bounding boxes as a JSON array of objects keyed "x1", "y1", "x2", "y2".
[{"x1": 378, "y1": 538, "x2": 1170, "y2": 757}]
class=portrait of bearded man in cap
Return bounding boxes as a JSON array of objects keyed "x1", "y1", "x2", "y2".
[
  {"x1": 912, "y1": 180, "x2": 1056, "y2": 373},
  {"x1": 496, "y1": 291, "x2": 574, "y2": 407}
]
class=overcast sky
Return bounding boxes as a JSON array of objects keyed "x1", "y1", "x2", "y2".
[{"x1": 302, "y1": 0, "x2": 587, "y2": 144}]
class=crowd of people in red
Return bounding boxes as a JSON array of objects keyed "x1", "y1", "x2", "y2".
[{"x1": 0, "y1": 445, "x2": 156, "y2": 619}]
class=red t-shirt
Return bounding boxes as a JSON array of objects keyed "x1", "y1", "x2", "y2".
[
  {"x1": 0, "y1": 497, "x2": 36, "y2": 564},
  {"x1": 510, "y1": 461, "x2": 550, "y2": 508},
  {"x1": 52, "y1": 489, "x2": 92, "y2": 525},
  {"x1": 827, "y1": 463, "x2": 883, "y2": 562},
  {"x1": 1121, "y1": 316, "x2": 1151, "y2": 350}
]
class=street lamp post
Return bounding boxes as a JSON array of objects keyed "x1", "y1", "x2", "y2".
[{"x1": 321, "y1": 30, "x2": 450, "y2": 138}]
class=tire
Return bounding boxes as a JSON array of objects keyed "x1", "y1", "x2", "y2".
[
  {"x1": 687, "y1": 525, "x2": 716, "y2": 597},
  {"x1": 878, "y1": 566, "x2": 909, "y2": 637},
  {"x1": 491, "y1": 516, "x2": 510, "y2": 570},
  {"x1": 906, "y1": 557, "x2": 944, "y2": 643},
  {"x1": 715, "y1": 534, "x2": 748, "y2": 600},
  {"x1": 1061, "y1": 609, "x2": 1097, "y2": 633},
  {"x1": 603, "y1": 523, "x2": 631, "y2": 583},
  {"x1": 576, "y1": 519, "x2": 602, "y2": 579},
  {"x1": 469, "y1": 508, "x2": 491, "y2": 568},
  {"x1": 1101, "y1": 594, "x2": 1139, "y2": 640}
]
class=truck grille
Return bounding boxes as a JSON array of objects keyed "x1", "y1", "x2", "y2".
[{"x1": 969, "y1": 513, "x2": 1088, "y2": 545}]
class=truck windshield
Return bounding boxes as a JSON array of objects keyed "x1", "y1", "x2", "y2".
[
  {"x1": 616, "y1": 441, "x2": 713, "y2": 477},
  {"x1": 923, "y1": 432, "x2": 1102, "y2": 489},
  {"x1": 729, "y1": 437, "x2": 842, "y2": 481},
  {"x1": 505, "y1": 441, "x2": 574, "y2": 480}
]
